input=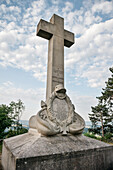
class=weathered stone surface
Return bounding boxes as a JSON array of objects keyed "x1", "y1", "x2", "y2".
[
  {"x1": 36, "y1": 14, "x2": 74, "y2": 100},
  {"x1": 29, "y1": 84, "x2": 85, "y2": 136},
  {"x1": 52, "y1": 98, "x2": 68, "y2": 121},
  {"x1": 2, "y1": 133, "x2": 113, "y2": 170},
  {"x1": 31, "y1": 15, "x2": 84, "y2": 137}
]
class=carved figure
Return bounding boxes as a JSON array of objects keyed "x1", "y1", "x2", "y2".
[{"x1": 29, "y1": 84, "x2": 85, "y2": 136}]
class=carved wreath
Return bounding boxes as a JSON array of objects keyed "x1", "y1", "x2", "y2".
[{"x1": 47, "y1": 91, "x2": 75, "y2": 127}]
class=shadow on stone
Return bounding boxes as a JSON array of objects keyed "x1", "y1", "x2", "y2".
[{"x1": 2, "y1": 133, "x2": 113, "y2": 170}]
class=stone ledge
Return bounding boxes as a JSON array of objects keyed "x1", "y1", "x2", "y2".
[{"x1": 2, "y1": 133, "x2": 113, "y2": 170}]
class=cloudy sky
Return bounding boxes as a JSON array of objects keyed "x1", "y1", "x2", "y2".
[{"x1": 0, "y1": 0, "x2": 113, "y2": 121}]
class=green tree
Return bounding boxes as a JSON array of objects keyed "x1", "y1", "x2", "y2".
[
  {"x1": 9, "y1": 100, "x2": 25, "y2": 134},
  {"x1": 90, "y1": 104, "x2": 109, "y2": 137},
  {"x1": 89, "y1": 67, "x2": 113, "y2": 137},
  {"x1": 0, "y1": 100, "x2": 28, "y2": 139},
  {"x1": 0, "y1": 104, "x2": 13, "y2": 139}
]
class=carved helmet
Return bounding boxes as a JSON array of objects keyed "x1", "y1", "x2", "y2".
[{"x1": 55, "y1": 84, "x2": 66, "y2": 93}]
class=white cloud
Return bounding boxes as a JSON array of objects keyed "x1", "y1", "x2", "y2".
[
  {"x1": 0, "y1": 81, "x2": 97, "y2": 121},
  {"x1": 68, "y1": 89, "x2": 98, "y2": 121},
  {"x1": 92, "y1": 1, "x2": 113, "y2": 14},
  {"x1": 0, "y1": 4, "x2": 6, "y2": 13},
  {"x1": 6, "y1": 0, "x2": 10, "y2": 4},
  {"x1": 9, "y1": 6, "x2": 21, "y2": 13},
  {"x1": 0, "y1": 82, "x2": 45, "y2": 120},
  {"x1": 0, "y1": 3, "x2": 21, "y2": 22},
  {"x1": 0, "y1": 0, "x2": 113, "y2": 95},
  {"x1": 3, "y1": 81, "x2": 14, "y2": 87},
  {"x1": 81, "y1": 66, "x2": 110, "y2": 88},
  {"x1": 62, "y1": 2, "x2": 73, "y2": 13},
  {"x1": 65, "y1": 17, "x2": 113, "y2": 88},
  {"x1": 0, "y1": 0, "x2": 112, "y2": 122}
]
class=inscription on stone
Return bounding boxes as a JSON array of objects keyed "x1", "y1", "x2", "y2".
[
  {"x1": 53, "y1": 67, "x2": 64, "y2": 78},
  {"x1": 52, "y1": 67, "x2": 64, "y2": 91}
]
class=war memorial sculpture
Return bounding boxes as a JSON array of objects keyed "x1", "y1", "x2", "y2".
[{"x1": 2, "y1": 14, "x2": 113, "y2": 170}]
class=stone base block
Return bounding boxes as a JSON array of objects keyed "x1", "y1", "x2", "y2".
[{"x1": 2, "y1": 133, "x2": 113, "y2": 170}]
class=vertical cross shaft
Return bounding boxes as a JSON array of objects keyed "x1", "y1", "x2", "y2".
[{"x1": 36, "y1": 14, "x2": 74, "y2": 100}]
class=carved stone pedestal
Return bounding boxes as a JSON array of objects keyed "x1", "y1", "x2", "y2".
[{"x1": 2, "y1": 133, "x2": 113, "y2": 170}]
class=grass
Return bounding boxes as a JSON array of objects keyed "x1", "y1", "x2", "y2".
[
  {"x1": 84, "y1": 132, "x2": 100, "y2": 140},
  {"x1": 84, "y1": 132, "x2": 113, "y2": 144},
  {"x1": 108, "y1": 143, "x2": 113, "y2": 145}
]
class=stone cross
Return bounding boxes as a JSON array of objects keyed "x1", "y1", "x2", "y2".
[{"x1": 36, "y1": 14, "x2": 75, "y2": 100}]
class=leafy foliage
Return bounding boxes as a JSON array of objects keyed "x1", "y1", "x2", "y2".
[
  {"x1": 0, "y1": 100, "x2": 28, "y2": 140},
  {"x1": 0, "y1": 104, "x2": 13, "y2": 139}
]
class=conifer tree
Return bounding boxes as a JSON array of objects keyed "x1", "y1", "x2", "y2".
[{"x1": 89, "y1": 67, "x2": 113, "y2": 136}]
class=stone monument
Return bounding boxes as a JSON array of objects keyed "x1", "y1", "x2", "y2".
[
  {"x1": 36, "y1": 14, "x2": 74, "y2": 100},
  {"x1": 29, "y1": 14, "x2": 85, "y2": 136},
  {"x1": 2, "y1": 14, "x2": 113, "y2": 170}
]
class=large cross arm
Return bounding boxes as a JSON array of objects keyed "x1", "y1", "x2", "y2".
[
  {"x1": 36, "y1": 19, "x2": 54, "y2": 40},
  {"x1": 36, "y1": 18, "x2": 75, "y2": 48},
  {"x1": 64, "y1": 30, "x2": 75, "y2": 47}
]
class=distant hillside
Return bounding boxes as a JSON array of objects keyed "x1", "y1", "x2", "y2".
[{"x1": 20, "y1": 120, "x2": 92, "y2": 132}]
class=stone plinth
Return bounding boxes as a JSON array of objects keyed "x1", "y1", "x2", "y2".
[{"x1": 2, "y1": 133, "x2": 113, "y2": 170}]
